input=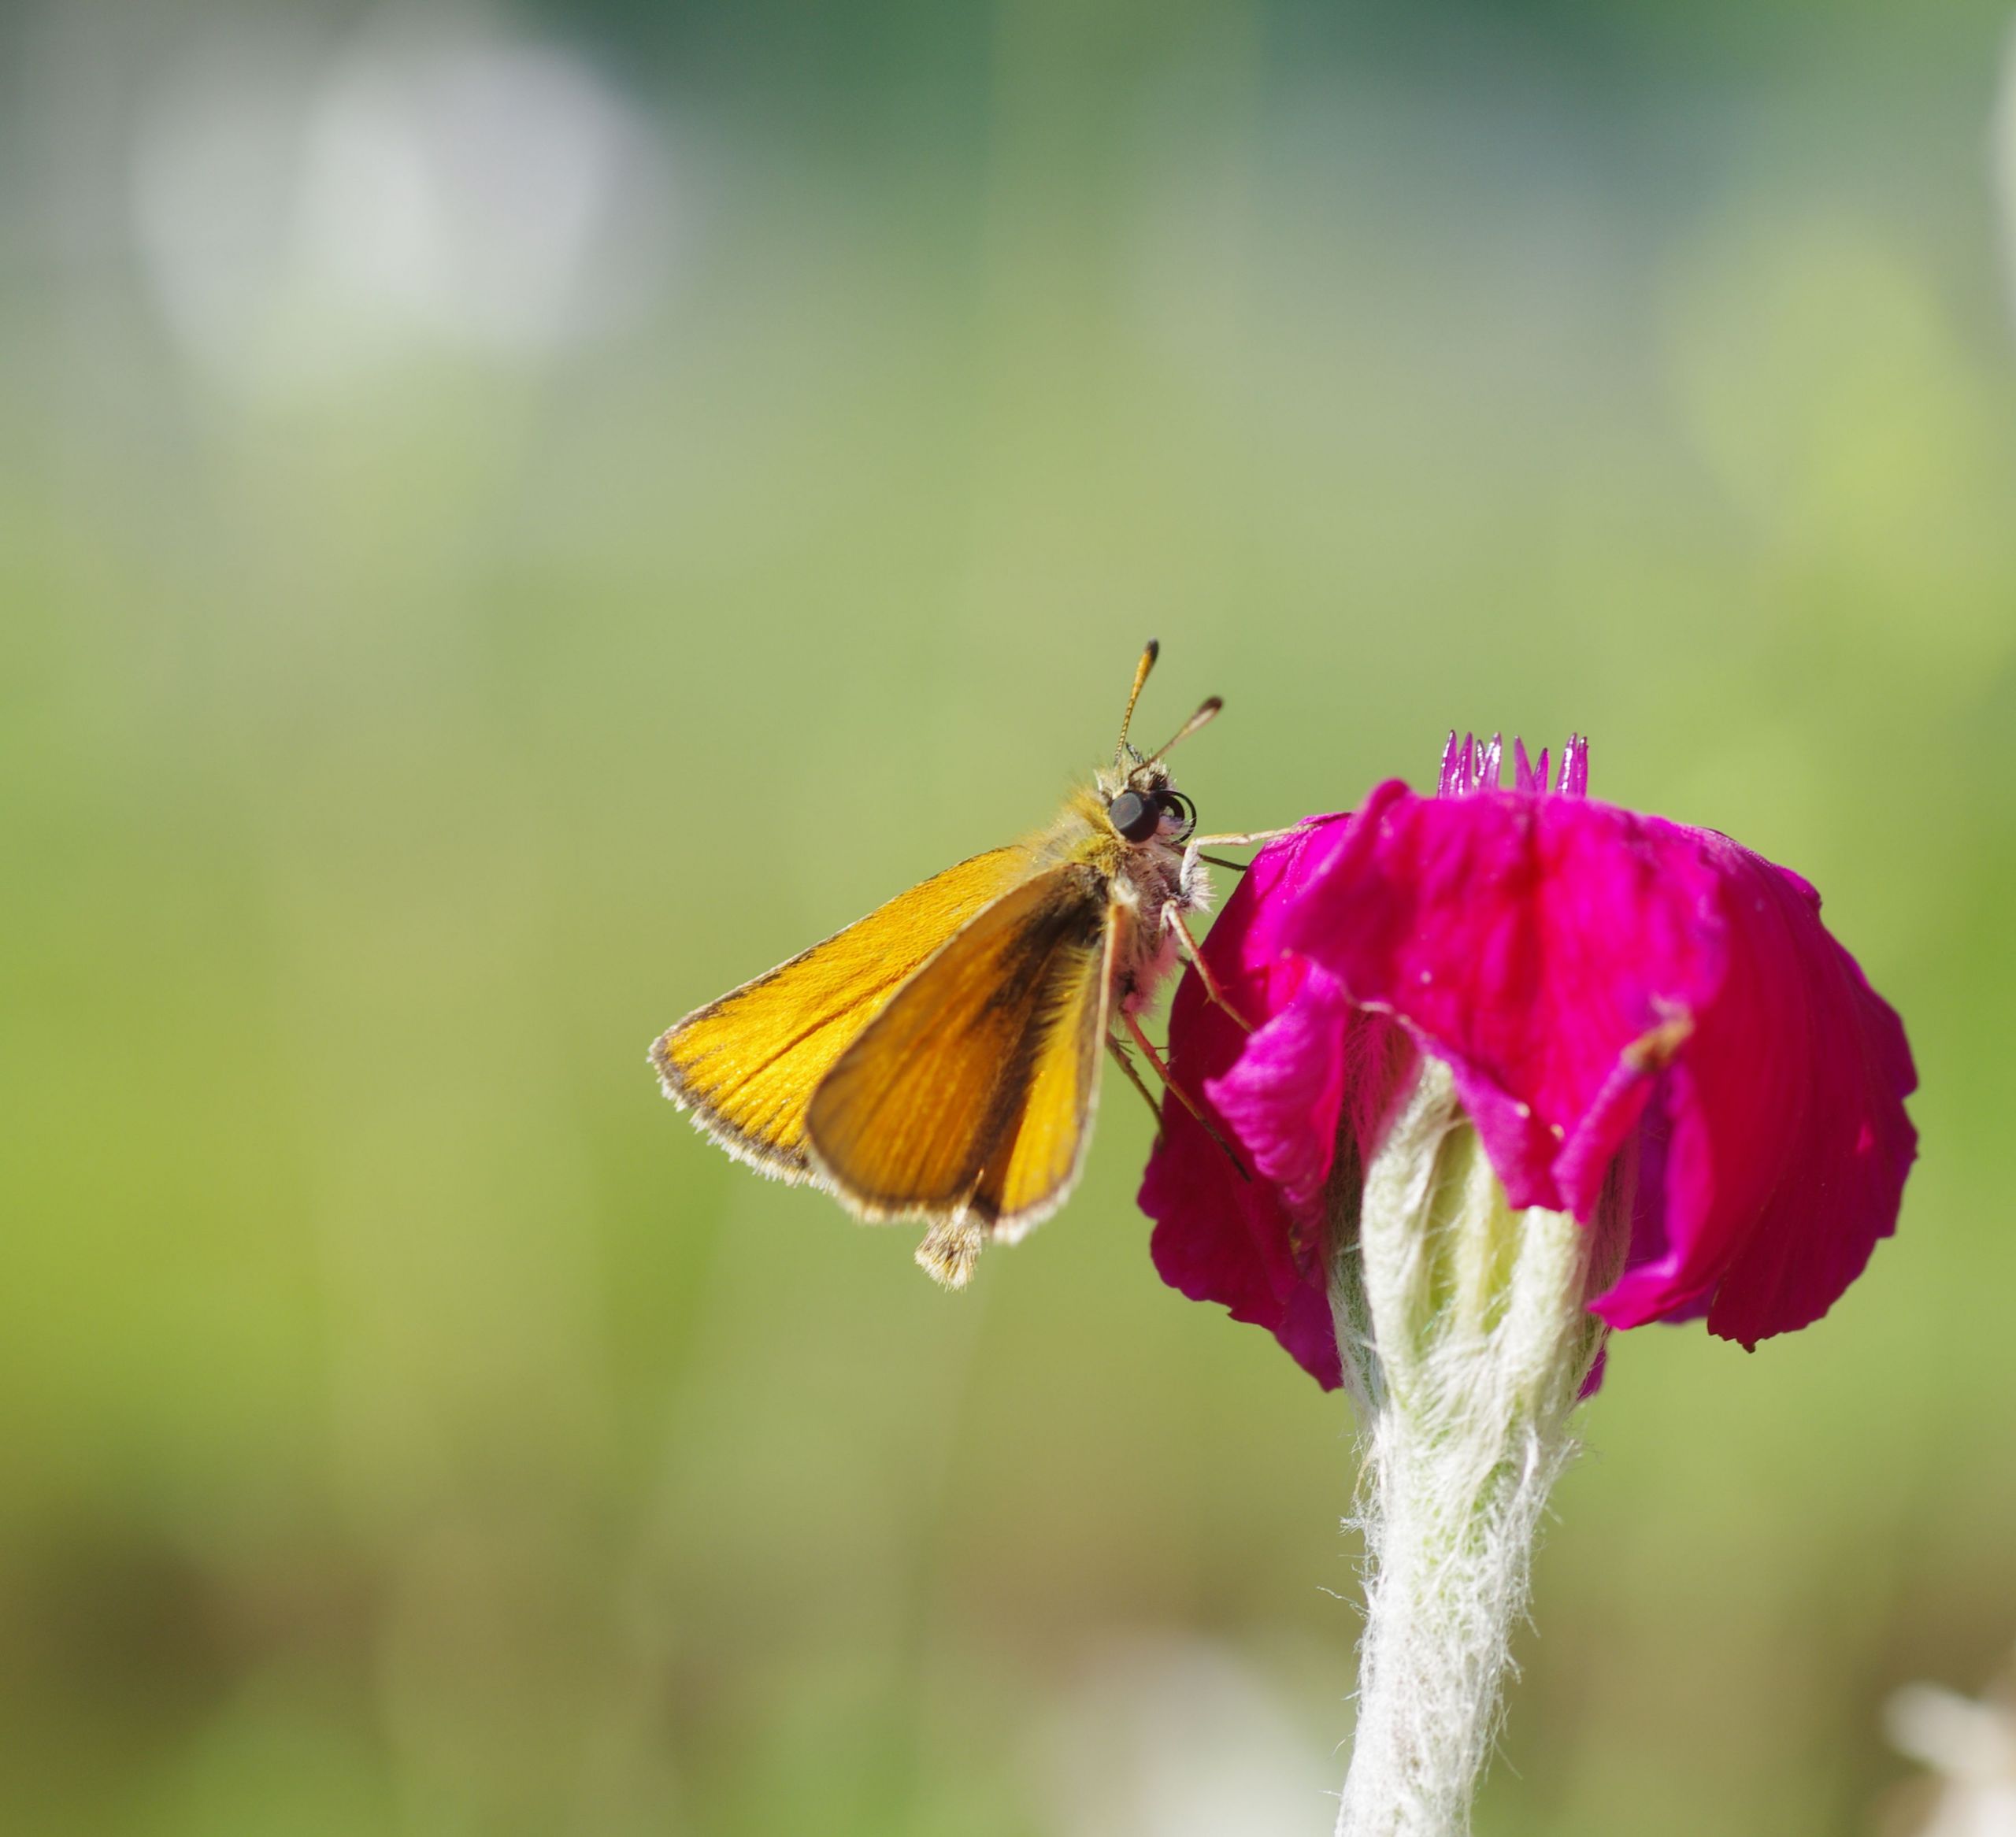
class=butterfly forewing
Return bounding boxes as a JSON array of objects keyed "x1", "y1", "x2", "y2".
[
  {"x1": 652, "y1": 846, "x2": 1036, "y2": 1178},
  {"x1": 806, "y1": 861, "x2": 1110, "y2": 1224}
]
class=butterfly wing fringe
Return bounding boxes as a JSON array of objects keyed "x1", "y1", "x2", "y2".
[{"x1": 915, "y1": 1217, "x2": 986, "y2": 1288}]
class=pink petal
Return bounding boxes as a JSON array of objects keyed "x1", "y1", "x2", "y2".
[
  {"x1": 1140, "y1": 817, "x2": 1358, "y2": 1388},
  {"x1": 1204, "y1": 968, "x2": 1354, "y2": 1218},
  {"x1": 1283, "y1": 782, "x2": 1918, "y2": 1345},
  {"x1": 1602, "y1": 845, "x2": 1918, "y2": 1344},
  {"x1": 1287, "y1": 781, "x2": 1721, "y2": 1216}
]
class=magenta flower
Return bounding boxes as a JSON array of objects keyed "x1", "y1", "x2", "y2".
[{"x1": 1142, "y1": 734, "x2": 1918, "y2": 1384}]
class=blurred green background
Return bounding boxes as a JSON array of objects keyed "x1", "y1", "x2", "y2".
[{"x1": 4, "y1": 1, "x2": 2014, "y2": 1832}]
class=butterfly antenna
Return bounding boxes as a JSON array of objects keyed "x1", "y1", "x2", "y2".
[
  {"x1": 1143, "y1": 696, "x2": 1223, "y2": 765},
  {"x1": 1114, "y1": 639, "x2": 1159, "y2": 763}
]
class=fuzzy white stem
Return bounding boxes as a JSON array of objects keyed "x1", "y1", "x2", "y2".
[{"x1": 1330, "y1": 1059, "x2": 1625, "y2": 1837}]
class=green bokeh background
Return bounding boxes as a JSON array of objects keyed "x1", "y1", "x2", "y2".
[{"x1": 5, "y1": 2, "x2": 2014, "y2": 1832}]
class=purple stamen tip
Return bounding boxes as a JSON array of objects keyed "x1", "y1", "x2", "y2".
[
  {"x1": 1561, "y1": 734, "x2": 1590, "y2": 798},
  {"x1": 1441, "y1": 731, "x2": 1588, "y2": 798}
]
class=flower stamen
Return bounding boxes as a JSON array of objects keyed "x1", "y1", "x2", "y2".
[
  {"x1": 1621, "y1": 1009, "x2": 1695, "y2": 1073},
  {"x1": 1440, "y1": 731, "x2": 1591, "y2": 800}
]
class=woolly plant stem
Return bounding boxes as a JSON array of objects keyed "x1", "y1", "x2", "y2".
[{"x1": 1329, "y1": 1057, "x2": 1624, "y2": 1837}]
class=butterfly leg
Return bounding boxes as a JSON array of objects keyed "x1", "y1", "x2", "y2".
[
  {"x1": 1118, "y1": 1011, "x2": 1251, "y2": 1181},
  {"x1": 1188, "y1": 828, "x2": 1298, "y2": 850},
  {"x1": 1106, "y1": 1034, "x2": 1167, "y2": 1126},
  {"x1": 1183, "y1": 828, "x2": 1297, "y2": 882},
  {"x1": 1160, "y1": 900, "x2": 1253, "y2": 1031}
]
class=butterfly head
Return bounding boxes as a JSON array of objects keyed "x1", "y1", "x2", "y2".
[
  {"x1": 1096, "y1": 756, "x2": 1195, "y2": 845},
  {"x1": 1101, "y1": 639, "x2": 1215, "y2": 846}
]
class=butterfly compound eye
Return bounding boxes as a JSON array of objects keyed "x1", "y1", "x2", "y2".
[
  {"x1": 1107, "y1": 790, "x2": 1159, "y2": 842},
  {"x1": 1155, "y1": 790, "x2": 1196, "y2": 839}
]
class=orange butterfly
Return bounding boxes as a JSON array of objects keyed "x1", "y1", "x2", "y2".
[{"x1": 650, "y1": 643, "x2": 1276, "y2": 1286}]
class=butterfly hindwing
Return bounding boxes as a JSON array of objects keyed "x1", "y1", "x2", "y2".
[
  {"x1": 805, "y1": 861, "x2": 1111, "y2": 1228},
  {"x1": 970, "y1": 905, "x2": 1117, "y2": 1239}
]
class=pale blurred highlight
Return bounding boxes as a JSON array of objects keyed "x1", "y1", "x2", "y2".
[{"x1": 128, "y1": 9, "x2": 678, "y2": 396}]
